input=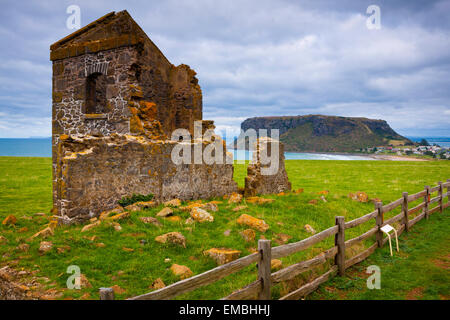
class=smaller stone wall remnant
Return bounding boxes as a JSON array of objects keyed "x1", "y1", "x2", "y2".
[{"x1": 244, "y1": 137, "x2": 291, "y2": 197}]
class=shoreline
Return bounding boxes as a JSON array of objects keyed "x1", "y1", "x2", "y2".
[{"x1": 231, "y1": 149, "x2": 431, "y2": 161}]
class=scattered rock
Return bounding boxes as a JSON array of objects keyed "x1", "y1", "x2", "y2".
[
  {"x1": 232, "y1": 205, "x2": 248, "y2": 212},
  {"x1": 190, "y1": 207, "x2": 214, "y2": 223},
  {"x1": 320, "y1": 195, "x2": 327, "y2": 202},
  {"x1": 236, "y1": 214, "x2": 269, "y2": 232},
  {"x1": 99, "y1": 206, "x2": 124, "y2": 220},
  {"x1": 204, "y1": 248, "x2": 241, "y2": 265},
  {"x1": 81, "y1": 220, "x2": 101, "y2": 232},
  {"x1": 348, "y1": 191, "x2": 369, "y2": 203},
  {"x1": 248, "y1": 247, "x2": 258, "y2": 254},
  {"x1": 111, "y1": 285, "x2": 126, "y2": 295},
  {"x1": 2, "y1": 215, "x2": 17, "y2": 225},
  {"x1": 156, "y1": 207, "x2": 173, "y2": 217},
  {"x1": 155, "y1": 232, "x2": 186, "y2": 248},
  {"x1": 0, "y1": 266, "x2": 13, "y2": 281},
  {"x1": 304, "y1": 224, "x2": 316, "y2": 234},
  {"x1": 170, "y1": 264, "x2": 193, "y2": 279},
  {"x1": 57, "y1": 246, "x2": 71, "y2": 253},
  {"x1": 84, "y1": 235, "x2": 97, "y2": 241},
  {"x1": 164, "y1": 258, "x2": 171, "y2": 263},
  {"x1": 139, "y1": 216, "x2": 162, "y2": 227},
  {"x1": 165, "y1": 216, "x2": 182, "y2": 222},
  {"x1": 124, "y1": 203, "x2": 141, "y2": 212},
  {"x1": 228, "y1": 192, "x2": 242, "y2": 204},
  {"x1": 184, "y1": 217, "x2": 194, "y2": 225},
  {"x1": 271, "y1": 259, "x2": 283, "y2": 271},
  {"x1": 275, "y1": 233, "x2": 292, "y2": 244},
  {"x1": 308, "y1": 199, "x2": 318, "y2": 205},
  {"x1": 109, "y1": 211, "x2": 131, "y2": 221},
  {"x1": 246, "y1": 197, "x2": 274, "y2": 205},
  {"x1": 164, "y1": 199, "x2": 181, "y2": 207},
  {"x1": 134, "y1": 201, "x2": 157, "y2": 210},
  {"x1": 112, "y1": 222, "x2": 122, "y2": 231},
  {"x1": 223, "y1": 229, "x2": 231, "y2": 236},
  {"x1": 38, "y1": 241, "x2": 53, "y2": 254},
  {"x1": 202, "y1": 202, "x2": 219, "y2": 212},
  {"x1": 240, "y1": 229, "x2": 256, "y2": 242},
  {"x1": 17, "y1": 243, "x2": 30, "y2": 252},
  {"x1": 151, "y1": 278, "x2": 166, "y2": 290}
]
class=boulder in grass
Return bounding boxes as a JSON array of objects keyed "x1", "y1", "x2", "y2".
[
  {"x1": 240, "y1": 229, "x2": 256, "y2": 242},
  {"x1": 170, "y1": 264, "x2": 193, "y2": 279},
  {"x1": 190, "y1": 207, "x2": 214, "y2": 223},
  {"x1": 39, "y1": 241, "x2": 53, "y2": 254},
  {"x1": 304, "y1": 224, "x2": 316, "y2": 234},
  {"x1": 236, "y1": 214, "x2": 269, "y2": 232},
  {"x1": 155, "y1": 232, "x2": 186, "y2": 248},
  {"x1": 204, "y1": 248, "x2": 241, "y2": 265},
  {"x1": 151, "y1": 278, "x2": 166, "y2": 290},
  {"x1": 228, "y1": 192, "x2": 242, "y2": 204},
  {"x1": 156, "y1": 207, "x2": 173, "y2": 217},
  {"x1": 81, "y1": 220, "x2": 101, "y2": 232},
  {"x1": 271, "y1": 259, "x2": 283, "y2": 271},
  {"x1": 164, "y1": 199, "x2": 181, "y2": 207},
  {"x1": 2, "y1": 215, "x2": 17, "y2": 225},
  {"x1": 99, "y1": 207, "x2": 124, "y2": 220}
]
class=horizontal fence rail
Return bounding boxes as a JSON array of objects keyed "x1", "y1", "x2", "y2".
[{"x1": 99, "y1": 178, "x2": 449, "y2": 300}]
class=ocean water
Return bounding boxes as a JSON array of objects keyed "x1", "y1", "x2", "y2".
[
  {"x1": 0, "y1": 138, "x2": 52, "y2": 157},
  {"x1": 0, "y1": 138, "x2": 373, "y2": 160},
  {"x1": 1, "y1": 137, "x2": 448, "y2": 159},
  {"x1": 231, "y1": 149, "x2": 373, "y2": 161},
  {"x1": 407, "y1": 137, "x2": 450, "y2": 148}
]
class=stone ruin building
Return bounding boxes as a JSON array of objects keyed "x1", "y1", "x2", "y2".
[{"x1": 50, "y1": 10, "x2": 290, "y2": 223}]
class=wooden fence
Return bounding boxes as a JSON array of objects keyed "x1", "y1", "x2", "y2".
[{"x1": 99, "y1": 179, "x2": 450, "y2": 300}]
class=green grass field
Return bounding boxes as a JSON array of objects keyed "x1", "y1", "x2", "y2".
[{"x1": 0, "y1": 157, "x2": 449, "y2": 300}]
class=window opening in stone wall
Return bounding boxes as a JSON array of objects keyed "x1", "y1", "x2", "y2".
[{"x1": 85, "y1": 72, "x2": 107, "y2": 114}]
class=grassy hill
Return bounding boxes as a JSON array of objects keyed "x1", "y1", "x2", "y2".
[
  {"x1": 234, "y1": 115, "x2": 412, "y2": 152},
  {"x1": 0, "y1": 157, "x2": 449, "y2": 300}
]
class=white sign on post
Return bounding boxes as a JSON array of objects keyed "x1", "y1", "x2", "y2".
[{"x1": 380, "y1": 224, "x2": 399, "y2": 256}]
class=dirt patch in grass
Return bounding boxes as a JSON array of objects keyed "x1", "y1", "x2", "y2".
[
  {"x1": 405, "y1": 287, "x2": 424, "y2": 300},
  {"x1": 432, "y1": 254, "x2": 450, "y2": 270}
]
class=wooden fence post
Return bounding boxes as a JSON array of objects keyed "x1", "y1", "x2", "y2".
[
  {"x1": 438, "y1": 181, "x2": 443, "y2": 213},
  {"x1": 447, "y1": 179, "x2": 450, "y2": 206},
  {"x1": 424, "y1": 185, "x2": 430, "y2": 219},
  {"x1": 375, "y1": 202, "x2": 383, "y2": 248},
  {"x1": 402, "y1": 192, "x2": 409, "y2": 232},
  {"x1": 257, "y1": 239, "x2": 272, "y2": 300},
  {"x1": 335, "y1": 216, "x2": 345, "y2": 276},
  {"x1": 99, "y1": 287, "x2": 115, "y2": 300}
]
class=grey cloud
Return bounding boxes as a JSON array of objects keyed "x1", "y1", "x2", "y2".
[{"x1": 0, "y1": 0, "x2": 449, "y2": 138}]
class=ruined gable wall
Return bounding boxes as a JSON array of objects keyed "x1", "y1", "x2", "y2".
[{"x1": 244, "y1": 138, "x2": 292, "y2": 197}]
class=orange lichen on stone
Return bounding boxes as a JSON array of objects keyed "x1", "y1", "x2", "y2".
[
  {"x1": 236, "y1": 214, "x2": 269, "y2": 232},
  {"x1": 170, "y1": 264, "x2": 193, "y2": 279},
  {"x1": 2, "y1": 215, "x2": 17, "y2": 225},
  {"x1": 204, "y1": 248, "x2": 241, "y2": 265}
]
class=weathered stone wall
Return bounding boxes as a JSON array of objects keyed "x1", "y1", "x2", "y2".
[
  {"x1": 54, "y1": 134, "x2": 236, "y2": 223},
  {"x1": 244, "y1": 137, "x2": 291, "y2": 197}
]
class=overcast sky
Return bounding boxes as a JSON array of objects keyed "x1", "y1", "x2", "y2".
[{"x1": 0, "y1": 0, "x2": 449, "y2": 138}]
